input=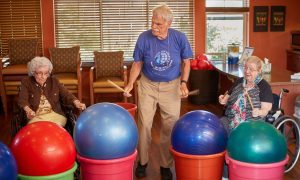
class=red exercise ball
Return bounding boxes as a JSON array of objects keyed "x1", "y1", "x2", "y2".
[
  {"x1": 197, "y1": 59, "x2": 210, "y2": 70},
  {"x1": 196, "y1": 54, "x2": 208, "y2": 61},
  {"x1": 190, "y1": 59, "x2": 199, "y2": 70},
  {"x1": 10, "y1": 121, "x2": 76, "y2": 176}
]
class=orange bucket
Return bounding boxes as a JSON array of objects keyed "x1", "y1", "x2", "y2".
[
  {"x1": 115, "y1": 102, "x2": 137, "y2": 118},
  {"x1": 170, "y1": 148, "x2": 225, "y2": 180}
]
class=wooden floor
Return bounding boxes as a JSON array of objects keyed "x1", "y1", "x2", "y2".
[{"x1": 0, "y1": 99, "x2": 299, "y2": 180}]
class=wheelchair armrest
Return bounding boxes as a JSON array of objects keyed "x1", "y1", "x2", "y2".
[{"x1": 268, "y1": 110, "x2": 277, "y2": 115}]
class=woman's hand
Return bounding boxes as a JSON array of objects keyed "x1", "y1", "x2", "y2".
[
  {"x1": 24, "y1": 106, "x2": 36, "y2": 119},
  {"x1": 252, "y1": 108, "x2": 261, "y2": 117},
  {"x1": 73, "y1": 100, "x2": 86, "y2": 110},
  {"x1": 252, "y1": 102, "x2": 272, "y2": 118},
  {"x1": 218, "y1": 93, "x2": 229, "y2": 105}
]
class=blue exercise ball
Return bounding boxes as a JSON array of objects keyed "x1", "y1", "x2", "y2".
[
  {"x1": 74, "y1": 103, "x2": 138, "y2": 160},
  {"x1": 227, "y1": 120, "x2": 287, "y2": 163},
  {"x1": 0, "y1": 142, "x2": 17, "y2": 180},
  {"x1": 171, "y1": 110, "x2": 228, "y2": 155}
]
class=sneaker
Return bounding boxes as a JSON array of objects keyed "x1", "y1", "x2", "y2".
[
  {"x1": 135, "y1": 162, "x2": 147, "y2": 178},
  {"x1": 160, "y1": 167, "x2": 172, "y2": 180}
]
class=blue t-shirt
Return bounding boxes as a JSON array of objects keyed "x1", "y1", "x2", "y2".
[{"x1": 133, "y1": 28, "x2": 193, "y2": 82}]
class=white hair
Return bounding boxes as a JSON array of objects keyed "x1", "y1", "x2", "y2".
[
  {"x1": 152, "y1": 3, "x2": 173, "y2": 23},
  {"x1": 27, "y1": 56, "x2": 53, "y2": 76}
]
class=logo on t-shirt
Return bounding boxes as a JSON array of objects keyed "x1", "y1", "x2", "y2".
[{"x1": 151, "y1": 50, "x2": 172, "y2": 71}]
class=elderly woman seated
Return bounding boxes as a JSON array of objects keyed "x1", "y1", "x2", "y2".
[
  {"x1": 219, "y1": 56, "x2": 274, "y2": 180},
  {"x1": 218, "y1": 56, "x2": 274, "y2": 134},
  {"x1": 18, "y1": 56, "x2": 86, "y2": 127}
]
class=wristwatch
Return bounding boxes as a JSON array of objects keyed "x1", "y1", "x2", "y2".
[{"x1": 180, "y1": 80, "x2": 187, "y2": 85}]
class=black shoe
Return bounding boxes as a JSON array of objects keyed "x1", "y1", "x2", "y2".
[
  {"x1": 160, "y1": 167, "x2": 172, "y2": 180},
  {"x1": 135, "y1": 162, "x2": 147, "y2": 178}
]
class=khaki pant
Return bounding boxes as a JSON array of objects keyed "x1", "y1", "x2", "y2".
[
  {"x1": 137, "y1": 75, "x2": 181, "y2": 168},
  {"x1": 28, "y1": 111, "x2": 67, "y2": 127}
]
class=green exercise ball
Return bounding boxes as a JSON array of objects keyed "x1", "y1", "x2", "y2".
[{"x1": 227, "y1": 120, "x2": 287, "y2": 164}]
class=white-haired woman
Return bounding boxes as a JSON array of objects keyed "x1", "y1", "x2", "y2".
[
  {"x1": 219, "y1": 56, "x2": 274, "y2": 133},
  {"x1": 18, "y1": 56, "x2": 86, "y2": 127},
  {"x1": 218, "y1": 56, "x2": 274, "y2": 180}
]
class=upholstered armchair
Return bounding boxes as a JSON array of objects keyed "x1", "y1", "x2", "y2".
[
  {"x1": 49, "y1": 46, "x2": 82, "y2": 101},
  {"x1": 0, "y1": 38, "x2": 38, "y2": 116},
  {"x1": 90, "y1": 51, "x2": 128, "y2": 105}
]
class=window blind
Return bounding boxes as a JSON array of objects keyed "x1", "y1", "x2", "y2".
[
  {"x1": 206, "y1": 0, "x2": 249, "y2": 12},
  {"x1": 0, "y1": 0, "x2": 42, "y2": 56},
  {"x1": 55, "y1": 0, "x2": 194, "y2": 62}
]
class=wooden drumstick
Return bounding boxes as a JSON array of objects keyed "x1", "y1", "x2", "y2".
[
  {"x1": 245, "y1": 90, "x2": 254, "y2": 109},
  {"x1": 188, "y1": 89, "x2": 200, "y2": 96},
  {"x1": 107, "y1": 79, "x2": 125, "y2": 92}
]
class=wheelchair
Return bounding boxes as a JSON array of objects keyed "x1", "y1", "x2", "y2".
[
  {"x1": 265, "y1": 88, "x2": 300, "y2": 173},
  {"x1": 11, "y1": 102, "x2": 77, "y2": 138},
  {"x1": 10, "y1": 101, "x2": 80, "y2": 180}
]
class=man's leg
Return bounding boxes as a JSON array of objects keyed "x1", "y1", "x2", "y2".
[
  {"x1": 158, "y1": 78, "x2": 181, "y2": 180},
  {"x1": 135, "y1": 76, "x2": 158, "y2": 177}
]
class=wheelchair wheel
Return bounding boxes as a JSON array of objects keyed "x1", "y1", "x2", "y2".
[
  {"x1": 11, "y1": 103, "x2": 26, "y2": 138},
  {"x1": 274, "y1": 116, "x2": 300, "y2": 173}
]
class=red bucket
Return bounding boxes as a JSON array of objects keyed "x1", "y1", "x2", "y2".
[
  {"x1": 77, "y1": 150, "x2": 137, "y2": 180},
  {"x1": 115, "y1": 102, "x2": 137, "y2": 118},
  {"x1": 226, "y1": 153, "x2": 289, "y2": 180},
  {"x1": 170, "y1": 148, "x2": 225, "y2": 180}
]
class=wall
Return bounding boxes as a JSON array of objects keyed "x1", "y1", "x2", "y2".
[
  {"x1": 194, "y1": 0, "x2": 206, "y2": 56},
  {"x1": 41, "y1": 0, "x2": 55, "y2": 58},
  {"x1": 249, "y1": 0, "x2": 300, "y2": 69},
  {"x1": 41, "y1": 0, "x2": 300, "y2": 69}
]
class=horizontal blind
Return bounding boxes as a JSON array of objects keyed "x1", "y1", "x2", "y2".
[
  {"x1": 206, "y1": 0, "x2": 249, "y2": 7},
  {"x1": 55, "y1": 0, "x2": 194, "y2": 62},
  {"x1": 0, "y1": 0, "x2": 42, "y2": 57},
  {"x1": 101, "y1": 0, "x2": 148, "y2": 60},
  {"x1": 206, "y1": 0, "x2": 249, "y2": 12},
  {"x1": 55, "y1": 0, "x2": 101, "y2": 62}
]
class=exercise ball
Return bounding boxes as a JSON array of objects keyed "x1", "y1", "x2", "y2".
[
  {"x1": 74, "y1": 103, "x2": 138, "y2": 160},
  {"x1": 171, "y1": 110, "x2": 228, "y2": 155},
  {"x1": 10, "y1": 121, "x2": 76, "y2": 176},
  {"x1": 0, "y1": 142, "x2": 17, "y2": 180},
  {"x1": 227, "y1": 120, "x2": 287, "y2": 163}
]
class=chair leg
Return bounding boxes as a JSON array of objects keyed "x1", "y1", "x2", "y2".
[
  {"x1": 0, "y1": 73, "x2": 8, "y2": 116},
  {"x1": 90, "y1": 89, "x2": 94, "y2": 105},
  {"x1": 0, "y1": 90, "x2": 8, "y2": 117}
]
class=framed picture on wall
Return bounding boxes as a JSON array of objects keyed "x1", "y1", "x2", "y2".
[
  {"x1": 254, "y1": 6, "x2": 269, "y2": 32},
  {"x1": 270, "y1": 6, "x2": 286, "y2": 32}
]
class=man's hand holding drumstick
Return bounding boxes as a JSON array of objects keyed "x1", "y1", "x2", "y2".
[{"x1": 108, "y1": 79, "x2": 199, "y2": 98}]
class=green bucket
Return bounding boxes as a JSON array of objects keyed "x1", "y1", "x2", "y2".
[{"x1": 18, "y1": 162, "x2": 77, "y2": 180}]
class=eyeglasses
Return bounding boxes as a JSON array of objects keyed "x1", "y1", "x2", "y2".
[
  {"x1": 35, "y1": 71, "x2": 50, "y2": 77},
  {"x1": 244, "y1": 66, "x2": 258, "y2": 72}
]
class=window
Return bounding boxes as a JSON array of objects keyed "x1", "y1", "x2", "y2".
[
  {"x1": 0, "y1": 0, "x2": 42, "y2": 56},
  {"x1": 54, "y1": 0, "x2": 194, "y2": 62},
  {"x1": 206, "y1": 0, "x2": 249, "y2": 61}
]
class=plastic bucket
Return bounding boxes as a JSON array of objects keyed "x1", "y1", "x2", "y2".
[
  {"x1": 170, "y1": 148, "x2": 225, "y2": 180},
  {"x1": 18, "y1": 162, "x2": 77, "y2": 180},
  {"x1": 226, "y1": 153, "x2": 289, "y2": 180},
  {"x1": 77, "y1": 150, "x2": 137, "y2": 180},
  {"x1": 116, "y1": 102, "x2": 137, "y2": 118}
]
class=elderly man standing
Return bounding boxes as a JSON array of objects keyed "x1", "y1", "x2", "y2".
[{"x1": 124, "y1": 3, "x2": 193, "y2": 180}]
